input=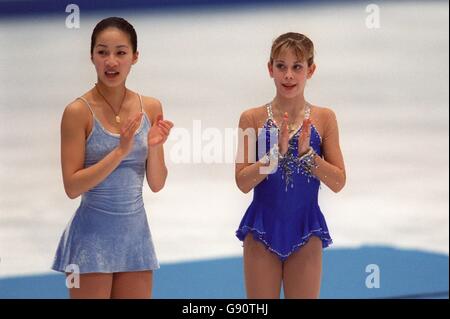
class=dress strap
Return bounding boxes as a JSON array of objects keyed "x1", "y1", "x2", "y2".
[
  {"x1": 138, "y1": 94, "x2": 144, "y2": 112},
  {"x1": 304, "y1": 102, "x2": 312, "y2": 120},
  {"x1": 77, "y1": 97, "x2": 95, "y2": 117},
  {"x1": 266, "y1": 102, "x2": 273, "y2": 120}
]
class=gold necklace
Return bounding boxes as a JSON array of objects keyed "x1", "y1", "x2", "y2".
[
  {"x1": 288, "y1": 123, "x2": 298, "y2": 134},
  {"x1": 95, "y1": 83, "x2": 127, "y2": 124},
  {"x1": 286, "y1": 113, "x2": 301, "y2": 133},
  {"x1": 273, "y1": 102, "x2": 309, "y2": 133}
]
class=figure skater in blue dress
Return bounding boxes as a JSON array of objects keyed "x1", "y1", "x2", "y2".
[
  {"x1": 52, "y1": 17, "x2": 173, "y2": 299},
  {"x1": 235, "y1": 32, "x2": 346, "y2": 298}
]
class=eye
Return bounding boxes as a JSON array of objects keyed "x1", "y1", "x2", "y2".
[
  {"x1": 97, "y1": 50, "x2": 107, "y2": 55},
  {"x1": 117, "y1": 51, "x2": 127, "y2": 55},
  {"x1": 276, "y1": 63, "x2": 286, "y2": 69},
  {"x1": 294, "y1": 64, "x2": 303, "y2": 70}
]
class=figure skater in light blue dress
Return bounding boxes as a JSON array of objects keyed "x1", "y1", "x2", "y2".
[
  {"x1": 235, "y1": 32, "x2": 346, "y2": 298},
  {"x1": 52, "y1": 17, "x2": 173, "y2": 299}
]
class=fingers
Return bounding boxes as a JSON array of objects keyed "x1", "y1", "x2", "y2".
[
  {"x1": 282, "y1": 112, "x2": 288, "y2": 127},
  {"x1": 298, "y1": 119, "x2": 312, "y2": 153},
  {"x1": 122, "y1": 117, "x2": 133, "y2": 133},
  {"x1": 130, "y1": 113, "x2": 143, "y2": 132},
  {"x1": 280, "y1": 112, "x2": 289, "y2": 137},
  {"x1": 162, "y1": 120, "x2": 174, "y2": 129},
  {"x1": 158, "y1": 126, "x2": 169, "y2": 136},
  {"x1": 305, "y1": 119, "x2": 311, "y2": 137},
  {"x1": 147, "y1": 117, "x2": 174, "y2": 147},
  {"x1": 156, "y1": 119, "x2": 174, "y2": 137},
  {"x1": 305, "y1": 118, "x2": 311, "y2": 129},
  {"x1": 155, "y1": 114, "x2": 163, "y2": 124},
  {"x1": 158, "y1": 120, "x2": 173, "y2": 131},
  {"x1": 154, "y1": 114, "x2": 174, "y2": 132},
  {"x1": 301, "y1": 119, "x2": 311, "y2": 136},
  {"x1": 149, "y1": 135, "x2": 163, "y2": 146},
  {"x1": 122, "y1": 112, "x2": 143, "y2": 135}
]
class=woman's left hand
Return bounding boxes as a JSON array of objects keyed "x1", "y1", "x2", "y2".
[
  {"x1": 148, "y1": 114, "x2": 174, "y2": 148},
  {"x1": 298, "y1": 118, "x2": 311, "y2": 156}
]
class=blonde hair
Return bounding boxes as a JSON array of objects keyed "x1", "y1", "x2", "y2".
[{"x1": 270, "y1": 32, "x2": 315, "y2": 66}]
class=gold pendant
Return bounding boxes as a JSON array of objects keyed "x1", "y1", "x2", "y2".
[
  {"x1": 115, "y1": 115, "x2": 121, "y2": 123},
  {"x1": 288, "y1": 124, "x2": 297, "y2": 133}
]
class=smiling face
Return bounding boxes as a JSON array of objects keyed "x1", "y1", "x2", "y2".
[
  {"x1": 91, "y1": 27, "x2": 138, "y2": 87},
  {"x1": 268, "y1": 48, "x2": 316, "y2": 99}
]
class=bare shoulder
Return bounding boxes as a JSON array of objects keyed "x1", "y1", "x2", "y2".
[
  {"x1": 239, "y1": 104, "x2": 268, "y2": 129},
  {"x1": 242, "y1": 104, "x2": 267, "y2": 117},
  {"x1": 311, "y1": 104, "x2": 338, "y2": 124},
  {"x1": 311, "y1": 104, "x2": 335, "y2": 116},
  {"x1": 140, "y1": 95, "x2": 163, "y2": 124},
  {"x1": 61, "y1": 98, "x2": 90, "y2": 130}
]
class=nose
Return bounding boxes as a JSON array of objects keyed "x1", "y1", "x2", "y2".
[
  {"x1": 105, "y1": 54, "x2": 118, "y2": 68},
  {"x1": 284, "y1": 68, "x2": 294, "y2": 80}
]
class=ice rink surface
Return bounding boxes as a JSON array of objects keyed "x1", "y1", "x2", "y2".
[{"x1": 0, "y1": 0, "x2": 448, "y2": 298}]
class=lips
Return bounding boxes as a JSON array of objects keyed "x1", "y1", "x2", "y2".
[
  {"x1": 105, "y1": 70, "x2": 120, "y2": 78},
  {"x1": 282, "y1": 83, "x2": 297, "y2": 89}
]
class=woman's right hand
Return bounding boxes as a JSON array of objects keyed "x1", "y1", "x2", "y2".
[
  {"x1": 118, "y1": 112, "x2": 144, "y2": 157},
  {"x1": 279, "y1": 112, "x2": 290, "y2": 155}
]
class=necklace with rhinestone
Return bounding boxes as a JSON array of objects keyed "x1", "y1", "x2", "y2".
[
  {"x1": 95, "y1": 83, "x2": 127, "y2": 124},
  {"x1": 270, "y1": 101, "x2": 311, "y2": 133}
]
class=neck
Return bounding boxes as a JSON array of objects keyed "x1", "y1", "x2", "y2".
[
  {"x1": 272, "y1": 94, "x2": 306, "y2": 115},
  {"x1": 95, "y1": 80, "x2": 127, "y2": 107}
]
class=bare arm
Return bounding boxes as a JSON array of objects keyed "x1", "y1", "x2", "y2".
[
  {"x1": 144, "y1": 98, "x2": 168, "y2": 193},
  {"x1": 235, "y1": 110, "x2": 271, "y2": 194},
  {"x1": 311, "y1": 109, "x2": 346, "y2": 193},
  {"x1": 61, "y1": 101, "x2": 141, "y2": 199}
]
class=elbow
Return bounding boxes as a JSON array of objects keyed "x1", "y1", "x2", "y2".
[
  {"x1": 238, "y1": 185, "x2": 251, "y2": 194},
  {"x1": 332, "y1": 185, "x2": 343, "y2": 193},
  {"x1": 64, "y1": 187, "x2": 80, "y2": 199},
  {"x1": 150, "y1": 183, "x2": 165, "y2": 193},
  {"x1": 236, "y1": 177, "x2": 251, "y2": 194},
  {"x1": 148, "y1": 174, "x2": 167, "y2": 193},
  {"x1": 331, "y1": 176, "x2": 346, "y2": 193},
  {"x1": 63, "y1": 176, "x2": 81, "y2": 199},
  {"x1": 149, "y1": 178, "x2": 166, "y2": 192},
  {"x1": 147, "y1": 168, "x2": 167, "y2": 193}
]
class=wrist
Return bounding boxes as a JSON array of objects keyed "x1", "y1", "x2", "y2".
[
  {"x1": 298, "y1": 147, "x2": 318, "y2": 175},
  {"x1": 299, "y1": 147, "x2": 313, "y2": 159},
  {"x1": 115, "y1": 147, "x2": 128, "y2": 160},
  {"x1": 148, "y1": 143, "x2": 163, "y2": 153},
  {"x1": 278, "y1": 144, "x2": 288, "y2": 156},
  {"x1": 298, "y1": 146, "x2": 310, "y2": 158},
  {"x1": 259, "y1": 144, "x2": 282, "y2": 166}
]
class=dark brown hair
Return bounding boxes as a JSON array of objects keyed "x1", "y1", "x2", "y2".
[{"x1": 90, "y1": 17, "x2": 137, "y2": 55}]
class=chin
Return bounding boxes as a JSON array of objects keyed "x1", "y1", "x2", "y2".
[
  {"x1": 99, "y1": 77, "x2": 126, "y2": 88},
  {"x1": 280, "y1": 91, "x2": 301, "y2": 99}
]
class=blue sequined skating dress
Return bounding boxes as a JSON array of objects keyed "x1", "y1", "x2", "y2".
[{"x1": 236, "y1": 103, "x2": 332, "y2": 261}]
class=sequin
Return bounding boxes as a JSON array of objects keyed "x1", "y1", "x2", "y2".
[{"x1": 262, "y1": 103, "x2": 320, "y2": 191}]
